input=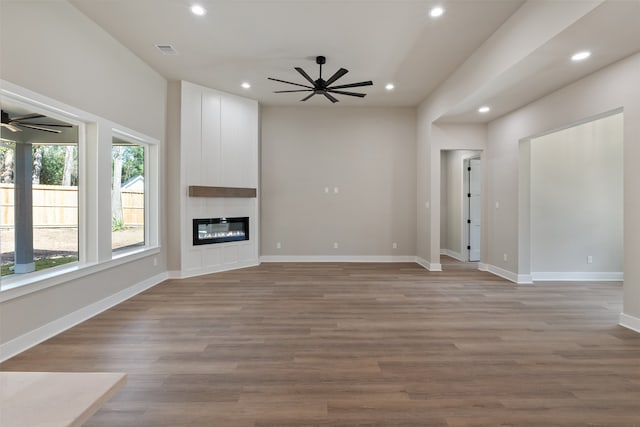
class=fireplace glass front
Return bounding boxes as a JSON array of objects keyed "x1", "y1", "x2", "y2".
[{"x1": 193, "y1": 217, "x2": 249, "y2": 245}]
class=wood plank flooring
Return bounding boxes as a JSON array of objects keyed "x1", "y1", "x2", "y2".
[{"x1": 2, "y1": 261, "x2": 639, "y2": 426}]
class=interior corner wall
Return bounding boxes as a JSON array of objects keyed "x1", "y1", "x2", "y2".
[
  {"x1": 0, "y1": 2, "x2": 167, "y2": 351},
  {"x1": 260, "y1": 106, "x2": 416, "y2": 258},
  {"x1": 530, "y1": 113, "x2": 623, "y2": 276},
  {"x1": 165, "y1": 81, "x2": 182, "y2": 272},
  {"x1": 486, "y1": 53, "x2": 640, "y2": 322}
]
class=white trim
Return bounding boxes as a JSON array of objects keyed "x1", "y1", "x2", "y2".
[
  {"x1": 531, "y1": 272, "x2": 623, "y2": 281},
  {"x1": 0, "y1": 247, "x2": 161, "y2": 302},
  {"x1": 415, "y1": 257, "x2": 442, "y2": 272},
  {"x1": 260, "y1": 255, "x2": 416, "y2": 263},
  {"x1": 440, "y1": 249, "x2": 465, "y2": 262},
  {"x1": 486, "y1": 264, "x2": 533, "y2": 284},
  {"x1": 0, "y1": 272, "x2": 168, "y2": 362},
  {"x1": 171, "y1": 260, "x2": 260, "y2": 279},
  {"x1": 478, "y1": 263, "x2": 489, "y2": 271},
  {"x1": 619, "y1": 313, "x2": 640, "y2": 334}
]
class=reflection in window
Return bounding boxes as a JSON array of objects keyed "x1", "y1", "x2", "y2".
[
  {"x1": 112, "y1": 138, "x2": 145, "y2": 252},
  {"x1": 1, "y1": 108, "x2": 78, "y2": 276}
]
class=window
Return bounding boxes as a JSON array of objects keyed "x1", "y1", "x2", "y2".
[
  {"x1": 111, "y1": 137, "x2": 146, "y2": 253},
  {"x1": 1, "y1": 81, "x2": 159, "y2": 294},
  {"x1": 1, "y1": 104, "x2": 79, "y2": 277}
]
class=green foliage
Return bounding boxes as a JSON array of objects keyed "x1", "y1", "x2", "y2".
[
  {"x1": 112, "y1": 216, "x2": 126, "y2": 231},
  {"x1": 1, "y1": 256, "x2": 78, "y2": 276},
  {"x1": 33, "y1": 145, "x2": 78, "y2": 185},
  {"x1": 38, "y1": 146, "x2": 65, "y2": 184},
  {"x1": 113, "y1": 145, "x2": 144, "y2": 186}
]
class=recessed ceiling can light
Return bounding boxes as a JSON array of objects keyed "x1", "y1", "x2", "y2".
[
  {"x1": 385, "y1": 83, "x2": 395, "y2": 91},
  {"x1": 241, "y1": 82, "x2": 251, "y2": 89},
  {"x1": 478, "y1": 106, "x2": 491, "y2": 113},
  {"x1": 429, "y1": 6, "x2": 444, "y2": 18},
  {"x1": 571, "y1": 51, "x2": 591, "y2": 61},
  {"x1": 191, "y1": 4, "x2": 206, "y2": 16}
]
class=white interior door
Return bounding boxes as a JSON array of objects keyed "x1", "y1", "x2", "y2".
[{"x1": 468, "y1": 159, "x2": 481, "y2": 261}]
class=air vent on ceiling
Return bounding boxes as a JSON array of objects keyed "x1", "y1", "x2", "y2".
[{"x1": 155, "y1": 44, "x2": 178, "y2": 55}]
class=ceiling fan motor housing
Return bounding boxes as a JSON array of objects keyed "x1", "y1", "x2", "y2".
[{"x1": 268, "y1": 56, "x2": 373, "y2": 103}]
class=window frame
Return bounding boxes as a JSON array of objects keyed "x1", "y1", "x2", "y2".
[{"x1": 0, "y1": 80, "x2": 160, "y2": 300}]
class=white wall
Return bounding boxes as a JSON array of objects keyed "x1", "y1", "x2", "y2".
[
  {"x1": 416, "y1": 1, "x2": 601, "y2": 270},
  {"x1": 530, "y1": 113, "x2": 623, "y2": 278},
  {"x1": 0, "y1": 1, "x2": 167, "y2": 356},
  {"x1": 260, "y1": 106, "x2": 416, "y2": 259},
  {"x1": 171, "y1": 81, "x2": 260, "y2": 277},
  {"x1": 486, "y1": 53, "x2": 640, "y2": 327}
]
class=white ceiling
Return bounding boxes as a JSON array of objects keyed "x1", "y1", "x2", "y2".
[{"x1": 68, "y1": 0, "x2": 640, "y2": 119}]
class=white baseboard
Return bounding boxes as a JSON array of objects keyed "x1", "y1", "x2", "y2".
[
  {"x1": 260, "y1": 255, "x2": 417, "y2": 263},
  {"x1": 619, "y1": 313, "x2": 640, "y2": 334},
  {"x1": 531, "y1": 272, "x2": 624, "y2": 281},
  {"x1": 486, "y1": 264, "x2": 532, "y2": 284},
  {"x1": 0, "y1": 272, "x2": 168, "y2": 362},
  {"x1": 170, "y1": 260, "x2": 261, "y2": 279},
  {"x1": 415, "y1": 257, "x2": 442, "y2": 272},
  {"x1": 478, "y1": 263, "x2": 489, "y2": 271},
  {"x1": 440, "y1": 249, "x2": 465, "y2": 262}
]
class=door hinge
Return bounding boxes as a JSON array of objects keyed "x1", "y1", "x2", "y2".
[
  {"x1": 468, "y1": 167, "x2": 471, "y2": 171},
  {"x1": 467, "y1": 219, "x2": 471, "y2": 224},
  {"x1": 467, "y1": 193, "x2": 471, "y2": 198},
  {"x1": 467, "y1": 245, "x2": 471, "y2": 250}
]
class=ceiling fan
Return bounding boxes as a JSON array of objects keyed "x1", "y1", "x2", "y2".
[
  {"x1": 1, "y1": 110, "x2": 72, "y2": 134},
  {"x1": 268, "y1": 56, "x2": 373, "y2": 103}
]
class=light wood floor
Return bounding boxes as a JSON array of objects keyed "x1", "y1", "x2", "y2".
[{"x1": 2, "y1": 261, "x2": 639, "y2": 426}]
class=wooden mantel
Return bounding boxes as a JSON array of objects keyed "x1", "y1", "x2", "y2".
[{"x1": 188, "y1": 186, "x2": 256, "y2": 198}]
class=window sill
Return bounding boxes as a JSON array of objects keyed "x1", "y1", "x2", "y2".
[{"x1": 0, "y1": 246, "x2": 160, "y2": 303}]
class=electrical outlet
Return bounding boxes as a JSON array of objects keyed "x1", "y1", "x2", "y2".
[
  {"x1": 495, "y1": 201, "x2": 500, "y2": 209},
  {"x1": 425, "y1": 201, "x2": 430, "y2": 209},
  {"x1": 587, "y1": 255, "x2": 593, "y2": 264},
  {"x1": 334, "y1": 187, "x2": 339, "y2": 194},
  {"x1": 324, "y1": 187, "x2": 329, "y2": 193},
  {"x1": 276, "y1": 242, "x2": 281, "y2": 249},
  {"x1": 503, "y1": 253, "x2": 508, "y2": 262},
  {"x1": 392, "y1": 242, "x2": 397, "y2": 249},
  {"x1": 333, "y1": 242, "x2": 339, "y2": 249},
  {"x1": 153, "y1": 257, "x2": 158, "y2": 267}
]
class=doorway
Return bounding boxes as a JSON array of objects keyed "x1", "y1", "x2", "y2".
[
  {"x1": 440, "y1": 150, "x2": 482, "y2": 268},
  {"x1": 465, "y1": 157, "x2": 481, "y2": 262}
]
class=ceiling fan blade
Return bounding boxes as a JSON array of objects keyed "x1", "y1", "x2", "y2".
[
  {"x1": 328, "y1": 81, "x2": 373, "y2": 90},
  {"x1": 294, "y1": 67, "x2": 316, "y2": 86},
  {"x1": 18, "y1": 123, "x2": 62, "y2": 133},
  {"x1": 324, "y1": 68, "x2": 349, "y2": 87},
  {"x1": 14, "y1": 122, "x2": 73, "y2": 127},
  {"x1": 267, "y1": 77, "x2": 313, "y2": 89},
  {"x1": 1, "y1": 123, "x2": 22, "y2": 132},
  {"x1": 10, "y1": 113, "x2": 45, "y2": 121},
  {"x1": 323, "y1": 92, "x2": 339, "y2": 103},
  {"x1": 274, "y1": 89, "x2": 313, "y2": 93},
  {"x1": 327, "y1": 89, "x2": 366, "y2": 98},
  {"x1": 300, "y1": 93, "x2": 316, "y2": 102}
]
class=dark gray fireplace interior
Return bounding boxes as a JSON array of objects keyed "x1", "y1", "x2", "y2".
[{"x1": 193, "y1": 217, "x2": 249, "y2": 245}]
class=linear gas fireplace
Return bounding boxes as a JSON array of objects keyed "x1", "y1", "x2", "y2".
[{"x1": 193, "y1": 217, "x2": 249, "y2": 246}]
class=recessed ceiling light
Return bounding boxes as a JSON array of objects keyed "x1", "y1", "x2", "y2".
[
  {"x1": 429, "y1": 6, "x2": 444, "y2": 18},
  {"x1": 478, "y1": 106, "x2": 491, "y2": 113},
  {"x1": 241, "y1": 82, "x2": 251, "y2": 89},
  {"x1": 190, "y1": 5, "x2": 206, "y2": 16},
  {"x1": 571, "y1": 51, "x2": 591, "y2": 62},
  {"x1": 385, "y1": 83, "x2": 395, "y2": 91}
]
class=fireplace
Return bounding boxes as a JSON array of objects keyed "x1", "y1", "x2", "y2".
[{"x1": 193, "y1": 217, "x2": 249, "y2": 245}]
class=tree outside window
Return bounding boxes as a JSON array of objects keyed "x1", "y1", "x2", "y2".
[{"x1": 112, "y1": 138, "x2": 145, "y2": 252}]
